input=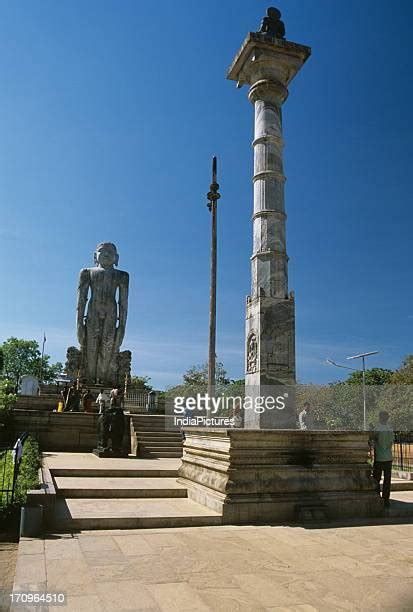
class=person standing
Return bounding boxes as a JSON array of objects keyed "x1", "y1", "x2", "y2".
[
  {"x1": 298, "y1": 402, "x2": 314, "y2": 430},
  {"x1": 372, "y1": 411, "x2": 394, "y2": 508},
  {"x1": 96, "y1": 388, "x2": 109, "y2": 414},
  {"x1": 82, "y1": 389, "x2": 95, "y2": 413}
]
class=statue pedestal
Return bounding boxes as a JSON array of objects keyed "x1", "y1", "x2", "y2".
[{"x1": 178, "y1": 429, "x2": 383, "y2": 524}]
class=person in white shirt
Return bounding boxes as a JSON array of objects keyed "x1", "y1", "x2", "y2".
[
  {"x1": 372, "y1": 410, "x2": 394, "y2": 508},
  {"x1": 96, "y1": 388, "x2": 109, "y2": 414},
  {"x1": 298, "y1": 402, "x2": 314, "y2": 430}
]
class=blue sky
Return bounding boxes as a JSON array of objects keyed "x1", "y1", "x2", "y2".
[{"x1": 0, "y1": 0, "x2": 412, "y2": 389}]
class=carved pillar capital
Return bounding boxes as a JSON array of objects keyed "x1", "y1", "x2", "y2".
[{"x1": 248, "y1": 79, "x2": 288, "y2": 105}]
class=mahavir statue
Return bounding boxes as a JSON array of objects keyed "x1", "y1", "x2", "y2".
[
  {"x1": 258, "y1": 7, "x2": 285, "y2": 39},
  {"x1": 65, "y1": 242, "x2": 132, "y2": 386}
]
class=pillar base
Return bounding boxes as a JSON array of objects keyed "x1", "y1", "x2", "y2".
[{"x1": 178, "y1": 429, "x2": 383, "y2": 524}]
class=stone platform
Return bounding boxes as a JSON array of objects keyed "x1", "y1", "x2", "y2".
[{"x1": 178, "y1": 429, "x2": 383, "y2": 523}]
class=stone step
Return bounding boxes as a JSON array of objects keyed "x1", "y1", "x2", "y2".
[
  {"x1": 136, "y1": 437, "x2": 182, "y2": 444},
  {"x1": 134, "y1": 431, "x2": 182, "y2": 437},
  {"x1": 140, "y1": 446, "x2": 183, "y2": 453},
  {"x1": 51, "y1": 467, "x2": 179, "y2": 478},
  {"x1": 54, "y1": 477, "x2": 187, "y2": 498},
  {"x1": 138, "y1": 438, "x2": 182, "y2": 448},
  {"x1": 130, "y1": 421, "x2": 177, "y2": 427},
  {"x1": 387, "y1": 491, "x2": 413, "y2": 517},
  {"x1": 140, "y1": 451, "x2": 183, "y2": 458},
  {"x1": 133, "y1": 425, "x2": 182, "y2": 436},
  {"x1": 53, "y1": 497, "x2": 222, "y2": 530},
  {"x1": 389, "y1": 481, "x2": 413, "y2": 491}
]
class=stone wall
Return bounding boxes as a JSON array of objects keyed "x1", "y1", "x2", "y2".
[{"x1": 10, "y1": 410, "x2": 128, "y2": 453}]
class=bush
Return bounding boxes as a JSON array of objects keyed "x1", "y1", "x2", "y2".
[
  {"x1": 13, "y1": 437, "x2": 41, "y2": 505},
  {"x1": 0, "y1": 379, "x2": 16, "y2": 412},
  {"x1": 0, "y1": 436, "x2": 41, "y2": 516}
]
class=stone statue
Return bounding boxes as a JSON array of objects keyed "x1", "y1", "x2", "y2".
[
  {"x1": 258, "y1": 7, "x2": 285, "y2": 39},
  {"x1": 75, "y1": 242, "x2": 130, "y2": 385},
  {"x1": 97, "y1": 404, "x2": 125, "y2": 454},
  {"x1": 65, "y1": 346, "x2": 81, "y2": 380},
  {"x1": 247, "y1": 332, "x2": 258, "y2": 374}
]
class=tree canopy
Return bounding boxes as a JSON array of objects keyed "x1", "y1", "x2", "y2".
[
  {"x1": 345, "y1": 367, "x2": 393, "y2": 386},
  {"x1": 129, "y1": 375, "x2": 153, "y2": 392},
  {"x1": 391, "y1": 355, "x2": 413, "y2": 384},
  {"x1": 0, "y1": 337, "x2": 63, "y2": 386},
  {"x1": 297, "y1": 356, "x2": 413, "y2": 431},
  {"x1": 182, "y1": 361, "x2": 230, "y2": 388}
]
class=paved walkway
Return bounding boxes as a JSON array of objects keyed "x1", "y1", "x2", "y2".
[
  {"x1": 0, "y1": 539, "x2": 18, "y2": 610},
  {"x1": 12, "y1": 522, "x2": 413, "y2": 611}
]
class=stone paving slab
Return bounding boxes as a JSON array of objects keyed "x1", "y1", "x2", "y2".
[
  {"x1": 12, "y1": 523, "x2": 413, "y2": 611},
  {"x1": 0, "y1": 540, "x2": 18, "y2": 612},
  {"x1": 388, "y1": 491, "x2": 413, "y2": 517},
  {"x1": 54, "y1": 498, "x2": 222, "y2": 530},
  {"x1": 54, "y1": 477, "x2": 187, "y2": 498},
  {"x1": 45, "y1": 452, "x2": 181, "y2": 472}
]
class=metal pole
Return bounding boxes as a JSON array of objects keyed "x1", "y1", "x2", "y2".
[
  {"x1": 362, "y1": 355, "x2": 367, "y2": 431},
  {"x1": 207, "y1": 157, "x2": 221, "y2": 398},
  {"x1": 39, "y1": 333, "x2": 46, "y2": 387}
]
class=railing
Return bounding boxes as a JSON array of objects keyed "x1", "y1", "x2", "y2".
[
  {"x1": 125, "y1": 391, "x2": 158, "y2": 413},
  {"x1": 0, "y1": 432, "x2": 29, "y2": 510},
  {"x1": 393, "y1": 431, "x2": 413, "y2": 472}
]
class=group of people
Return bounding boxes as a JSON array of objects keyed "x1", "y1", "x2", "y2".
[
  {"x1": 298, "y1": 402, "x2": 395, "y2": 507},
  {"x1": 58, "y1": 385, "x2": 124, "y2": 414}
]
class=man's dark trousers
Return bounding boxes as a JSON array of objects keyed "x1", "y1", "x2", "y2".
[{"x1": 373, "y1": 461, "x2": 392, "y2": 500}]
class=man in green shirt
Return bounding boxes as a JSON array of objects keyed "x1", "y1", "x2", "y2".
[{"x1": 372, "y1": 411, "x2": 394, "y2": 508}]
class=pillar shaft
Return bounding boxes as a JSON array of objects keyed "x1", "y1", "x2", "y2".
[
  {"x1": 228, "y1": 31, "x2": 310, "y2": 428},
  {"x1": 250, "y1": 82, "x2": 288, "y2": 299}
]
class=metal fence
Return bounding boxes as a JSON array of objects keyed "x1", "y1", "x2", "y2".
[
  {"x1": 393, "y1": 431, "x2": 413, "y2": 472},
  {"x1": 0, "y1": 432, "x2": 29, "y2": 510},
  {"x1": 125, "y1": 391, "x2": 158, "y2": 413}
]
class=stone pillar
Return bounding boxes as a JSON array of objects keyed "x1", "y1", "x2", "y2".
[{"x1": 227, "y1": 29, "x2": 310, "y2": 428}]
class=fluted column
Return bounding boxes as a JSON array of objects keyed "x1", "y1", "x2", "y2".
[
  {"x1": 249, "y1": 80, "x2": 288, "y2": 299},
  {"x1": 228, "y1": 24, "x2": 310, "y2": 428}
]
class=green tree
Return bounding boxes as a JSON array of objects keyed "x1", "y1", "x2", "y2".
[
  {"x1": 182, "y1": 361, "x2": 230, "y2": 387},
  {"x1": 0, "y1": 379, "x2": 16, "y2": 412},
  {"x1": 166, "y1": 361, "x2": 230, "y2": 400},
  {"x1": 0, "y1": 337, "x2": 63, "y2": 386},
  {"x1": 345, "y1": 367, "x2": 393, "y2": 386},
  {"x1": 391, "y1": 355, "x2": 413, "y2": 384},
  {"x1": 129, "y1": 375, "x2": 153, "y2": 392}
]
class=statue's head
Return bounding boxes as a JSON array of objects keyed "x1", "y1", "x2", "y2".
[
  {"x1": 267, "y1": 7, "x2": 281, "y2": 21},
  {"x1": 94, "y1": 242, "x2": 119, "y2": 269}
]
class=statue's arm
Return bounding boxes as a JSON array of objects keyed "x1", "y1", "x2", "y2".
[
  {"x1": 116, "y1": 271, "x2": 129, "y2": 347},
  {"x1": 77, "y1": 268, "x2": 90, "y2": 345}
]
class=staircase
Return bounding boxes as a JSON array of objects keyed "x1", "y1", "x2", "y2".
[
  {"x1": 130, "y1": 414, "x2": 183, "y2": 458},
  {"x1": 44, "y1": 453, "x2": 221, "y2": 531}
]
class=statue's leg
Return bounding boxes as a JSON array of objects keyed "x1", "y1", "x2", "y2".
[
  {"x1": 86, "y1": 320, "x2": 99, "y2": 383},
  {"x1": 98, "y1": 315, "x2": 117, "y2": 384}
]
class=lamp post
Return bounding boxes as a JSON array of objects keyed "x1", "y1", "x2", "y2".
[
  {"x1": 207, "y1": 156, "x2": 221, "y2": 398},
  {"x1": 346, "y1": 351, "x2": 379, "y2": 431},
  {"x1": 326, "y1": 350, "x2": 379, "y2": 430},
  {"x1": 38, "y1": 332, "x2": 47, "y2": 388}
]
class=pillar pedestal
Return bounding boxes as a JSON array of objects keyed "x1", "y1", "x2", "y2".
[{"x1": 178, "y1": 429, "x2": 383, "y2": 524}]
